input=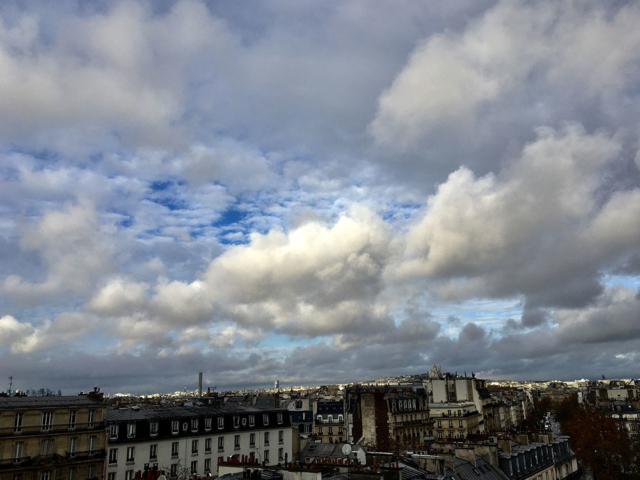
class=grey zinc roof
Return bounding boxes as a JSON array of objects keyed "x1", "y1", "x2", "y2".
[
  {"x1": 106, "y1": 403, "x2": 285, "y2": 422},
  {"x1": 454, "y1": 456, "x2": 509, "y2": 480},
  {"x1": 0, "y1": 396, "x2": 101, "y2": 410},
  {"x1": 301, "y1": 442, "x2": 363, "y2": 459}
]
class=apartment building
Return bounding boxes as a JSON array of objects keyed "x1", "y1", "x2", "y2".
[
  {"x1": 0, "y1": 394, "x2": 107, "y2": 480},
  {"x1": 105, "y1": 404, "x2": 292, "y2": 479},
  {"x1": 430, "y1": 403, "x2": 484, "y2": 440},
  {"x1": 349, "y1": 386, "x2": 431, "y2": 452},
  {"x1": 313, "y1": 401, "x2": 345, "y2": 444}
]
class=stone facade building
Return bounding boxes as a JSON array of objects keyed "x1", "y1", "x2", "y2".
[{"x1": 0, "y1": 394, "x2": 107, "y2": 480}]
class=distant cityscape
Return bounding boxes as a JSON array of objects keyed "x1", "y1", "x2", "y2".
[{"x1": 2, "y1": 366, "x2": 638, "y2": 479}]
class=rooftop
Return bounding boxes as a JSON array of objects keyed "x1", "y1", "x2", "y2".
[{"x1": 0, "y1": 396, "x2": 101, "y2": 410}]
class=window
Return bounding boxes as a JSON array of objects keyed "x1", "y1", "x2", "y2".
[
  {"x1": 277, "y1": 413, "x2": 283, "y2": 424},
  {"x1": 13, "y1": 442, "x2": 23, "y2": 460},
  {"x1": 170, "y1": 465, "x2": 178, "y2": 477},
  {"x1": 127, "y1": 423, "x2": 136, "y2": 439},
  {"x1": 172, "y1": 442, "x2": 179, "y2": 457},
  {"x1": 150, "y1": 444, "x2": 158, "y2": 459},
  {"x1": 218, "y1": 457, "x2": 224, "y2": 467},
  {"x1": 108, "y1": 448, "x2": 118, "y2": 464},
  {"x1": 279, "y1": 448, "x2": 284, "y2": 461},
  {"x1": 205, "y1": 438, "x2": 212, "y2": 452},
  {"x1": 263, "y1": 414, "x2": 269, "y2": 426},
  {"x1": 192, "y1": 439, "x2": 199, "y2": 454},
  {"x1": 205, "y1": 418, "x2": 212, "y2": 431},
  {"x1": 191, "y1": 419, "x2": 199, "y2": 431},
  {"x1": 328, "y1": 427, "x2": 333, "y2": 435},
  {"x1": 437, "y1": 420, "x2": 442, "y2": 427},
  {"x1": 150, "y1": 421, "x2": 159, "y2": 436},
  {"x1": 448, "y1": 420, "x2": 453, "y2": 428},
  {"x1": 448, "y1": 410, "x2": 451, "y2": 416},
  {"x1": 458, "y1": 410, "x2": 462, "y2": 417},
  {"x1": 88, "y1": 465, "x2": 95, "y2": 479},
  {"x1": 108, "y1": 474, "x2": 116, "y2": 480},
  {"x1": 172, "y1": 420, "x2": 179, "y2": 434},
  {"x1": 218, "y1": 417, "x2": 224, "y2": 429},
  {"x1": 183, "y1": 422, "x2": 188, "y2": 431},
  {"x1": 69, "y1": 437, "x2": 77, "y2": 456},
  {"x1": 438, "y1": 431, "x2": 443, "y2": 439},
  {"x1": 126, "y1": 446, "x2": 135, "y2": 462},
  {"x1": 89, "y1": 436, "x2": 97, "y2": 454},
  {"x1": 234, "y1": 416, "x2": 240, "y2": 428},
  {"x1": 338, "y1": 427, "x2": 343, "y2": 434},
  {"x1": 250, "y1": 433, "x2": 255, "y2": 447},
  {"x1": 14, "y1": 413, "x2": 23, "y2": 433},
  {"x1": 41, "y1": 411, "x2": 54, "y2": 432},
  {"x1": 205, "y1": 458, "x2": 211, "y2": 472},
  {"x1": 191, "y1": 460, "x2": 198, "y2": 474},
  {"x1": 68, "y1": 467, "x2": 77, "y2": 480},
  {"x1": 40, "y1": 473, "x2": 51, "y2": 480},
  {"x1": 69, "y1": 411, "x2": 77, "y2": 430},
  {"x1": 41, "y1": 439, "x2": 54, "y2": 456},
  {"x1": 249, "y1": 415, "x2": 255, "y2": 427},
  {"x1": 459, "y1": 420, "x2": 463, "y2": 428},
  {"x1": 109, "y1": 424, "x2": 119, "y2": 439},
  {"x1": 264, "y1": 450, "x2": 270, "y2": 463},
  {"x1": 218, "y1": 437, "x2": 224, "y2": 450},
  {"x1": 13, "y1": 475, "x2": 22, "y2": 480},
  {"x1": 279, "y1": 431, "x2": 283, "y2": 444},
  {"x1": 88, "y1": 410, "x2": 95, "y2": 428},
  {"x1": 318, "y1": 427, "x2": 323, "y2": 435},
  {"x1": 264, "y1": 432, "x2": 270, "y2": 445},
  {"x1": 125, "y1": 471, "x2": 133, "y2": 480},
  {"x1": 234, "y1": 435, "x2": 240, "y2": 448}
]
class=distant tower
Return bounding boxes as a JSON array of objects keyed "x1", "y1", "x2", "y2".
[
  {"x1": 8, "y1": 376, "x2": 13, "y2": 396},
  {"x1": 274, "y1": 380, "x2": 280, "y2": 390},
  {"x1": 199, "y1": 372, "x2": 203, "y2": 398}
]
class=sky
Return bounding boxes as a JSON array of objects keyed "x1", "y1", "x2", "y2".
[{"x1": 0, "y1": 0, "x2": 639, "y2": 394}]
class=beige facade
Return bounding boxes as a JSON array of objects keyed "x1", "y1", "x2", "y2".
[
  {"x1": 0, "y1": 395, "x2": 106, "y2": 480},
  {"x1": 430, "y1": 403, "x2": 483, "y2": 440}
]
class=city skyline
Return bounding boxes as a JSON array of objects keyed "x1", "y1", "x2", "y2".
[{"x1": 0, "y1": 0, "x2": 639, "y2": 393}]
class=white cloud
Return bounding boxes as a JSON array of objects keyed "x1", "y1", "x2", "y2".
[
  {"x1": 370, "y1": 1, "x2": 640, "y2": 150},
  {"x1": 1, "y1": 200, "x2": 118, "y2": 305}
]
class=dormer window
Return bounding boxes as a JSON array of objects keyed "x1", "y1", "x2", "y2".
[
  {"x1": 172, "y1": 421, "x2": 179, "y2": 434},
  {"x1": 218, "y1": 417, "x2": 224, "y2": 429},
  {"x1": 205, "y1": 418, "x2": 212, "y2": 431},
  {"x1": 249, "y1": 415, "x2": 255, "y2": 427},
  {"x1": 127, "y1": 423, "x2": 136, "y2": 439},
  {"x1": 338, "y1": 415, "x2": 343, "y2": 423},
  {"x1": 150, "y1": 422, "x2": 158, "y2": 436},
  {"x1": 109, "y1": 424, "x2": 119, "y2": 440},
  {"x1": 277, "y1": 413, "x2": 283, "y2": 425},
  {"x1": 191, "y1": 419, "x2": 199, "y2": 432},
  {"x1": 234, "y1": 417, "x2": 240, "y2": 428},
  {"x1": 183, "y1": 422, "x2": 188, "y2": 432},
  {"x1": 263, "y1": 414, "x2": 269, "y2": 426}
]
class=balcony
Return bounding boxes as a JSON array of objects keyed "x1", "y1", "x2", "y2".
[
  {"x1": 315, "y1": 419, "x2": 343, "y2": 425},
  {"x1": 0, "y1": 450, "x2": 105, "y2": 471},
  {"x1": 0, "y1": 422, "x2": 105, "y2": 438}
]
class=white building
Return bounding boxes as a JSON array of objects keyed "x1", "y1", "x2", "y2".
[{"x1": 105, "y1": 404, "x2": 293, "y2": 479}]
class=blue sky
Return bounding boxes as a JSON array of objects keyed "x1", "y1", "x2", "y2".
[{"x1": 0, "y1": 0, "x2": 639, "y2": 394}]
